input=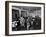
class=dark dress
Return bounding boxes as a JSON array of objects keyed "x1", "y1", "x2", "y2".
[{"x1": 34, "y1": 17, "x2": 41, "y2": 30}]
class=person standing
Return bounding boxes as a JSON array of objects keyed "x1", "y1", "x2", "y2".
[{"x1": 16, "y1": 16, "x2": 25, "y2": 30}]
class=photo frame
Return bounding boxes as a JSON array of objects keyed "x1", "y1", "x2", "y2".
[{"x1": 5, "y1": 1, "x2": 45, "y2": 36}]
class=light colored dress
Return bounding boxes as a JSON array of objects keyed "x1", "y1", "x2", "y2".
[
  {"x1": 12, "y1": 21, "x2": 17, "y2": 27},
  {"x1": 19, "y1": 17, "x2": 25, "y2": 26}
]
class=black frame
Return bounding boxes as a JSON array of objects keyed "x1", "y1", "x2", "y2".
[{"x1": 5, "y1": 1, "x2": 45, "y2": 36}]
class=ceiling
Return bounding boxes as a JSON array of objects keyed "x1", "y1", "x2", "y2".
[{"x1": 12, "y1": 6, "x2": 41, "y2": 11}]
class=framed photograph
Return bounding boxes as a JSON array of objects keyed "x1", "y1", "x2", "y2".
[{"x1": 5, "y1": 1, "x2": 45, "y2": 36}]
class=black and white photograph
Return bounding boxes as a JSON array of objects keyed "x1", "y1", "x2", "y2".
[
  {"x1": 5, "y1": 1, "x2": 45, "y2": 36},
  {"x1": 12, "y1": 6, "x2": 41, "y2": 31}
]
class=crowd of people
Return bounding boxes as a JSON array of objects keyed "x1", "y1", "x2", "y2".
[{"x1": 12, "y1": 15, "x2": 41, "y2": 31}]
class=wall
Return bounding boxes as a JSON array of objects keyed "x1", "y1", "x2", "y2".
[
  {"x1": 29, "y1": 9, "x2": 41, "y2": 17},
  {"x1": 0, "y1": 0, "x2": 46, "y2": 37}
]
